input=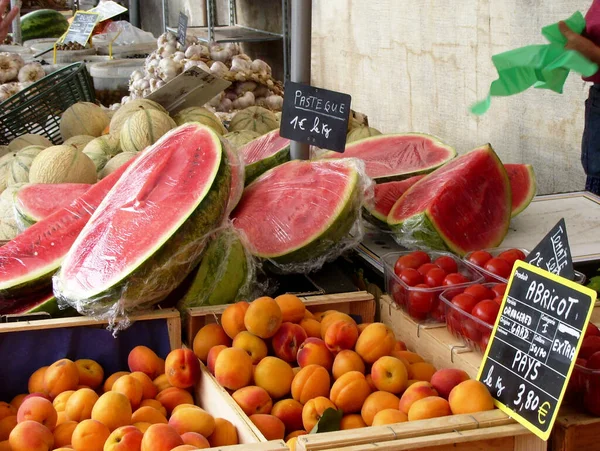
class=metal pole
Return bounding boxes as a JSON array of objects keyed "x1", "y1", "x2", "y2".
[
  {"x1": 162, "y1": 0, "x2": 168, "y2": 32},
  {"x1": 9, "y1": 0, "x2": 20, "y2": 45},
  {"x1": 129, "y1": 0, "x2": 140, "y2": 28},
  {"x1": 290, "y1": 0, "x2": 311, "y2": 160}
]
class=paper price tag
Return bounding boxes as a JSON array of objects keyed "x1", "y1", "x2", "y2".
[{"x1": 88, "y1": 1, "x2": 128, "y2": 22}]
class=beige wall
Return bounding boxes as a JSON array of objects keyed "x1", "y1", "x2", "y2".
[{"x1": 311, "y1": 1, "x2": 593, "y2": 194}]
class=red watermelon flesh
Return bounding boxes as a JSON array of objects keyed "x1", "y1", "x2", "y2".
[
  {"x1": 4, "y1": 292, "x2": 57, "y2": 315},
  {"x1": 0, "y1": 159, "x2": 135, "y2": 306},
  {"x1": 388, "y1": 144, "x2": 511, "y2": 256},
  {"x1": 239, "y1": 129, "x2": 291, "y2": 184},
  {"x1": 224, "y1": 141, "x2": 244, "y2": 214},
  {"x1": 14, "y1": 183, "x2": 92, "y2": 223},
  {"x1": 367, "y1": 175, "x2": 425, "y2": 222},
  {"x1": 505, "y1": 163, "x2": 536, "y2": 217},
  {"x1": 321, "y1": 133, "x2": 456, "y2": 182}
]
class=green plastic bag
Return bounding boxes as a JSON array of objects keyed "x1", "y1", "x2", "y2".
[{"x1": 471, "y1": 11, "x2": 599, "y2": 115}]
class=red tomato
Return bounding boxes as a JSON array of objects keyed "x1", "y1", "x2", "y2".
[
  {"x1": 399, "y1": 268, "x2": 423, "y2": 287},
  {"x1": 443, "y1": 273, "x2": 469, "y2": 286},
  {"x1": 394, "y1": 254, "x2": 420, "y2": 275},
  {"x1": 424, "y1": 267, "x2": 447, "y2": 287},
  {"x1": 493, "y1": 296, "x2": 503, "y2": 305},
  {"x1": 391, "y1": 281, "x2": 406, "y2": 307},
  {"x1": 451, "y1": 293, "x2": 479, "y2": 314},
  {"x1": 497, "y1": 248, "x2": 527, "y2": 266},
  {"x1": 430, "y1": 298, "x2": 446, "y2": 322},
  {"x1": 479, "y1": 334, "x2": 490, "y2": 352},
  {"x1": 434, "y1": 255, "x2": 458, "y2": 274},
  {"x1": 462, "y1": 318, "x2": 482, "y2": 343},
  {"x1": 410, "y1": 251, "x2": 431, "y2": 267},
  {"x1": 408, "y1": 284, "x2": 435, "y2": 314},
  {"x1": 468, "y1": 250, "x2": 493, "y2": 267},
  {"x1": 585, "y1": 322, "x2": 600, "y2": 339},
  {"x1": 484, "y1": 258, "x2": 512, "y2": 279},
  {"x1": 491, "y1": 283, "x2": 508, "y2": 298},
  {"x1": 472, "y1": 300, "x2": 500, "y2": 326},
  {"x1": 463, "y1": 284, "x2": 495, "y2": 302},
  {"x1": 417, "y1": 263, "x2": 439, "y2": 276}
]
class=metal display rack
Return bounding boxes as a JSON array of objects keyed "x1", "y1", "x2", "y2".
[{"x1": 164, "y1": 0, "x2": 290, "y2": 80}]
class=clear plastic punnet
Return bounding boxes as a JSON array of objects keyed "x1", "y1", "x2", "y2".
[
  {"x1": 232, "y1": 157, "x2": 374, "y2": 274},
  {"x1": 221, "y1": 136, "x2": 245, "y2": 215}
]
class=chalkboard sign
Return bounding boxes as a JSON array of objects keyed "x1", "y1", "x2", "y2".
[
  {"x1": 525, "y1": 218, "x2": 574, "y2": 281},
  {"x1": 177, "y1": 12, "x2": 188, "y2": 49},
  {"x1": 280, "y1": 81, "x2": 351, "y2": 152},
  {"x1": 62, "y1": 11, "x2": 100, "y2": 46},
  {"x1": 478, "y1": 261, "x2": 596, "y2": 441}
]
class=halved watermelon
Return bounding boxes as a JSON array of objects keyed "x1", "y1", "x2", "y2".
[
  {"x1": 238, "y1": 129, "x2": 291, "y2": 185},
  {"x1": 55, "y1": 123, "x2": 231, "y2": 314},
  {"x1": 364, "y1": 175, "x2": 425, "y2": 229},
  {"x1": 3, "y1": 292, "x2": 59, "y2": 316},
  {"x1": 0, "y1": 160, "x2": 135, "y2": 309},
  {"x1": 321, "y1": 133, "x2": 456, "y2": 182},
  {"x1": 388, "y1": 144, "x2": 511, "y2": 256},
  {"x1": 232, "y1": 159, "x2": 360, "y2": 267},
  {"x1": 505, "y1": 163, "x2": 536, "y2": 217},
  {"x1": 223, "y1": 139, "x2": 244, "y2": 214},
  {"x1": 14, "y1": 183, "x2": 93, "y2": 226}
]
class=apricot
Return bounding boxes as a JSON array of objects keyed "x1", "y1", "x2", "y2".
[
  {"x1": 299, "y1": 318, "x2": 322, "y2": 338},
  {"x1": 127, "y1": 346, "x2": 164, "y2": 379},
  {"x1": 208, "y1": 418, "x2": 238, "y2": 447},
  {"x1": 361, "y1": 391, "x2": 400, "y2": 426},
  {"x1": 398, "y1": 381, "x2": 438, "y2": 414},
  {"x1": 394, "y1": 340, "x2": 408, "y2": 352},
  {"x1": 192, "y1": 324, "x2": 231, "y2": 362},
  {"x1": 254, "y1": 356, "x2": 295, "y2": 399},
  {"x1": 272, "y1": 322, "x2": 308, "y2": 363},
  {"x1": 111, "y1": 375, "x2": 143, "y2": 410},
  {"x1": 221, "y1": 301, "x2": 249, "y2": 339},
  {"x1": 324, "y1": 320, "x2": 359, "y2": 354},
  {"x1": 249, "y1": 414, "x2": 285, "y2": 440},
  {"x1": 330, "y1": 371, "x2": 372, "y2": 414},
  {"x1": 130, "y1": 371, "x2": 158, "y2": 400},
  {"x1": 275, "y1": 294, "x2": 306, "y2": 323},
  {"x1": 430, "y1": 368, "x2": 470, "y2": 399},
  {"x1": 0, "y1": 440, "x2": 9, "y2": 451},
  {"x1": 206, "y1": 345, "x2": 227, "y2": 374},
  {"x1": 365, "y1": 374, "x2": 376, "y2": 392},
  {"x1": 140, "y1": 424, "x2": 183, "y2": 451},
  {"x1": 0, "y1": 404, "x2": 15, "y2": 422},
  {"x1": 169, "y1": 407, "x2": 215, "y2": 437},
  {"x1": 244, "y1": 297, "x2": 283, "y2": 339},
  {"x1": 152, "y1": 374, "x2": 172, "y2": 393},
  {"x1": 104, "y1": 425, "x2": 144, "y2": 451},
  {"x1": 354, "y1": 323, "x2": 396, "y2": 364},
  {"x1": 393, "y1": 351, "x2": 424, "y2": 364},
  {"x1": 74, "y1": 359, "x2": 104, "y2": 391},
  {"x1": 43, "y1": 359, "x2": 79, "y2": 399},
  {"x1": 448, "y1": 380, "x2": 495, "y2": 414},
  {"x1": 8, "y1": 420, "x2": 54, "y2": 451},
  {"x1": 410, "y1": 362, "x2": 437, "y2": 382},
  {"x1": 170, "y1": 403, "x2": 202, "y2": 415},
  {"x1": 155, "y1": 387, "x2": 194, "y2": 416},
  {"x1": 214, "y1": 347, "x2": 253, "y2": 390},
  {"x1": 52, "y1": 391, "x2": 75, "y2": 413},
  {"x1": 312, "y1": 310, "x2": 331, "y2": 322},
  {"x1": 91, "y1": 392, "x2": 132, "y2": 431},
  {"x1": 340, "y1": 414, "x2": 366, "y2": 430},
  {"x1": 139, "y1": 399, "x2": 167, "y2": 417},
  {"x1": 65, "y1": 388, "x2": 98, "y2": 422},
  {"x1": 165, "y1": 348, "x2": 201, "y2": 390},
  {"x1": 71, "y1": 419, "x2": 110, "y2": 451},
  {"x1": 357, "y1": 323, "x2": 371, "y2": 335},
  {"x1": 372, "y1": 408, "x2": 408, "y2": 426},
  {"x1": 131, "y1": 406, "x2": 168, "y2": 425},
  {"x1": 291, "y1": 364, "x2": 331, "y2": 404},
  {"x1": 287, "y1": 437, "x2": 299, "y2": 451},
  {"x1": 181, "y1": 431, "x2": 210, "y2": 448},
  {"x1": 271, "y1": 399, "x2": 304, "y2": 433},
  {"x1": 55, "y1": 411, "x2": 67, "y2": 426},
  {"x1": 232, "y1": 331, "x2": 268, "y2": 364},
  {"x1": 232, "y1": 386, "x2": 273, "y2": 415},
  {"x1": 0, "y1": 416, "x2": 16, "y2": 441},
  {"x1": 296, "y1": 337, "x2": 334, "y2": 371},
  {"x1": 304, "y1": 309, "x2": 315, "y2": 319},
  {"x1": 320, "y1": 312, "x2": 356, "y2": 339},
  {"x1": 103, "y1": 372, "x2": 129, "y2": 392},
  {"x1": 332, "y1": 350, "x2": 365, "y2": 380},
  {"x1": 52, "y1": 421, "x2": 77, "y2": 448},
  {"x1": 133, "y1": 422, "x2": 151, "y2": 433},
  {"x1": 10, "y1": 395, "x2": 26, "y2": 411},
  {"x1": 286, "y1": 430, "x2": 307, "y2": 440},
  {"x1": 301, "y1": 397, "x2": 336, "y2": 432},
  {"x1": 370, "y1": 356, "x2": 409, "y2": 394},
  {"x1": 171, "y1": 446, "x2": 198, "y2": 451},
  {"x1": 16, "y1": 396, "x2": 57, "y2": 431},
  {"x1": 407, "y1": 396, "x2": 452, "y2": 421},
  {"x1": 28, "y1": 367, "x2": 48, "y2": 394}
]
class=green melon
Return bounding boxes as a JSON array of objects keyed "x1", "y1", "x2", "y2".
[
  {"x1": 346, "y1": 126, "x2": 382, "y2": 143},
  {"x1": 64, "y1": 135, "x2": 95, "y2": 152},
  {"x1": 120, "y1": 109, "x2": 176, "y2": 153},
  {"x1": 6, "y1": 146, "x2": 45, "y2": 186},
  {"x1": 223, "y1": 130, "x2": 262, "y2": 150},
  {"x1": 100, "y1": 152, "x2": 138, "y2": 179},
  {"x1": 60, "y1": 103, "x2": 110, "y2": 141},
  {"x1": 29, "y1": 145, "x2": 97, "y2": 184},
  {"x1": 0, "y1": 184, "x2": 24, "y2": 240},
  {"x1": 109, "y1": 99, "x2": 168, "y2": 136},
  {"x1": 173, "y1": 107, "x2": 227, "y2": 135},
  {"x1": 229, "y1": 106, "x2": 278, "y2": 135},
  {"x1": 7, "y1": 134, "x2": 52, "y2": 152},
  {"x1": 83, "y1": 135, "x2": 122, "y2": 172}
]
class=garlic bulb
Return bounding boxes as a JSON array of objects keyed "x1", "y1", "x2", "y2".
[
  {"x1": 0, "y1": 53, "x2": 21, "y2": 84},
  {"x1": 251, "y1": 59, "x2": 271, "y2": 75},
  {"x1": 232, "y1": 91, "x2": 255, "y2": 110},
  {"x1": 265, "y1": 95, "x2": 283, "y2": 110},
  {"x1": 208, "y1": 92, "x2": 223, "y2": 107},
  {"x1": 17, "y1": 62, "x2": 45, "y2": 83},
  {"x1": 253, "y1": 85, "x2": 270, "y2": 98},
  {"x1": 230, "y1": 56, "x2": 251, "y2": 73},
  {"x1": 184, "y1": 44, "x2": 209, "y2": 60},
  {"x1": 217, "y1": 97, "x2": 233, "y2": 112},
  {"x1": 173, "y1": 51, "x2": 185, "y2": 63},
  {"x1": 157, "y1": 32, "x2": 177, "y2": 48},
  {"x1": 0, "y1": 82, "x2": 20, "y2": 100},
  {"x1": 234, "y1": 81, "x2": 257, "y2": 95},
  {"x1": 210, "y1": 61, "x2": 229, "y2": 78},
  {"x1": 18, "y1": 81, "x2": 33, "y2": 91},
  {"x1": 183, "y1": 59, "x2": 210, "y2": 72},
  {"x1": 158, "y1": 58, "x2": 182, "y2": 82},
  {"x1": 210, "y1": 44, "x2": 233, "y2": 62},
  {"x1": 130, "y1": 70, "x2": 144, "y2": 82},
  {"x1": 159, "y1": 43, "x2": 177, "y2": 58}
]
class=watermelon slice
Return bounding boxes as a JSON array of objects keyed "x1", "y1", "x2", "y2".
[
  {"x1": 321, "y1": 133, "x2": 456, "y2": 182},
  {"x1": 505, "y1": 163, "x2": 536, "y2": 217},
  {"x1": 0, "y1": 160, "x2": 135, "y2": 309},
  {"x1": 388, "y1": 144, "x2": 511, "y2": 256},
  {"x1": 232, "y1": 159, "x2": 360, "y2": 266},
  {"x1": 14, "y1": 183, "x2": 92, "y2": 225},
  {"x1": 238, "y1": 129, "x2": 291, "y2": 185},
  {"x1": 55, "y1": 123, "x2": 231, "y2": 314},
  {"x1": 364, "y1": 175, "x2": 425, "y2": 229},
  {"x1": 4, "y1": 292, "x2": 59, "y2": 316}
]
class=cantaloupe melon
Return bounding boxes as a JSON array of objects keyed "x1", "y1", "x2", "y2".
[
  {"x1": 109, "y1": 98, "x2": 168, "y2": 136},
  {"x1": 173, "y1": 106, "x2": 227, "y2": 135},
  {"x1": 346, "y1": 126, "x2": 381, "y2": 143},
  {"x1": 0, "y1": 146, "x2": 8, "y2": 158},
  {"x1": 99, "y1": 151, "x2": 138, "y2": 179},
  {"x1": 0, "y1": 152, "x2": 15, "y2": 192},
  {"x1": 223, "y1": 130, "x2": 261, "y2": 150},
  {"x1": 0, "y1": 184, "x2": 23, "y2": 240},
  {"x1": 228, "y1": 106, "x2": 278, "y2": 135},
  {"x1": 7, "y1": 134, "x2": 52, "y2": 152},
  {"x1": 29, "y1": 145, "x2": 98, "y2": 184},
  {"x1": 83, "y1": 134, "x2": 121, "y2": 171},
  {"x1": 60, "y1": 102, "x2": 110, "y2": 140},
  {"x1": 64, "y1": 135, "x2": 95, "y2": 151},
  {"x1": 6, "y1": 145, "x2": 45, "y2": 186},
  {"x1": 120, "y1": 109, "x2": 176, "y2": 153}
]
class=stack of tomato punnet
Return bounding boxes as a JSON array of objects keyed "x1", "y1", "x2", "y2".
[
  {"x1": 464, "y1": 248, "x2": 528, "y2": 281},
  {"x1": 568, "y1": 322, "x2": 600, "y2": 417}
]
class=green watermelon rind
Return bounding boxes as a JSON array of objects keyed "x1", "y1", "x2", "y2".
[
  {"x1": 509, "y1": 164, "x2": 537, "y2": 218},
  {"x1": 362, "y1": 207, "x2": 391, "y2": 231},
  {"x1": 244, "y1": 144, "x2": 291, "y2": 186},
  {"x1": 388, "y1": 144, "x2": 511, "y2": 256}
]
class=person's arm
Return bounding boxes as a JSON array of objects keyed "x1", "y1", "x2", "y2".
[
  {"x1": 0, "y1": 0, "x2": 19, "y2": 43},
  {"x1": 559, "y1": 21, "x2": 600, "y2": 65}
]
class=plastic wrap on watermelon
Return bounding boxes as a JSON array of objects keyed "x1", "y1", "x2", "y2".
[
  {"x1": 222, "y1": 137, "x2": 245, "y2": 215},
  {"x1": 52, "y1": 123, "x2": 231, "y2": 331},
  {"x1": 1, "y1": 184, "x2": 24, "y2": 240},
  {"x1": 237, "y1": 129, "x2": 291, "y2": 185},
  {"x1": 177, "y1": 224, "x2": 258, "y2": 311},
  {"x1": 231, "y1": 157, "x2": 374, "y2": 274}
]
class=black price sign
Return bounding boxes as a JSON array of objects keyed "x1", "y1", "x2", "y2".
[
  {"x1": 280, "y1": 81, "x2": 351, "y2": 152},
  {"x1": 478, "y1": 261, "x2": 596, "y2": 441},
  {"x1": 525, "y1": 218, "x2": 575, "y2": 281},
  {"x1": 177, "y1": 12, "x2": 188, "y2": 49},
  {"x1": 62, "y1": 11, "x2": 100, "y2": 46}
]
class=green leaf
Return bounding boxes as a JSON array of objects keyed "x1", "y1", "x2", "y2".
[
  {"x1": 309, "y1": 408, "x2": 343, "y2": 434},
  {"x1": 587, "y1": 275, "x2": 600, "y2": 293}
]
